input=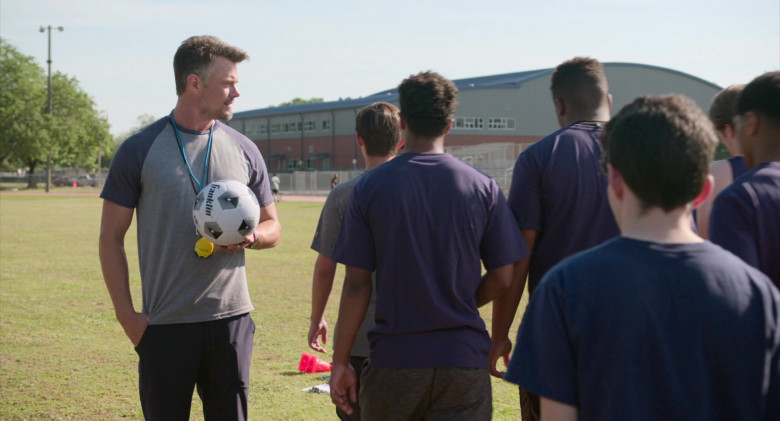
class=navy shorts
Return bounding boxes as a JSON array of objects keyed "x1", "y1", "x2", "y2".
[{"x1": 134, "y1": 313, "x2": 255, "y2": 421}]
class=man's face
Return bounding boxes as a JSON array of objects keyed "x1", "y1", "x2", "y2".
[{"x1": 198, "y1": 56, "x2": 240, "y2": 122}]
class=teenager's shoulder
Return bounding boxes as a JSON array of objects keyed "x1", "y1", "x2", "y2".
[{"x1": 721, "y1": 162, "x2": 780, "y2": 199}]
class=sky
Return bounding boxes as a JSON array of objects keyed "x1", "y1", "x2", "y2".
[{"x1": 1, "y1": 0, "x2": 778, "y2": 137}]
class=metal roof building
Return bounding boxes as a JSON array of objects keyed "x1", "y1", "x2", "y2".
[{"x1": 227, "y1": 62, "x2": 722, "y2": 172}]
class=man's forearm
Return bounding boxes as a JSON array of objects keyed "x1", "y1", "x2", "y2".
[
  {"x1": 99, "y1": 236, "x2": 135, "y2": 320},
  {"x1": 491, "y1": 257, "x2": 529, "y2": 341},
  {"x1": 250, "y1": 219, "x2": 281, "y2": 249},
  {"x1": 476, "y1": 262, "x2": 515, "y2": 307},
  {"x1": 310, "y1": 254, "x2": 337, "y2": 321},
  {"x1": 332, "y1": 266, "x2": 372, "y2": 364}
]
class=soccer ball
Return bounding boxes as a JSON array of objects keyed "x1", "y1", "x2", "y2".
[{"x1": 193, "y1": 180, "x2": 260, "y2": 246}]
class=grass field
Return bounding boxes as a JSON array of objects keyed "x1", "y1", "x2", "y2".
[{"x1": 0, "y1": 190, "x2": 528, "y2": 420}]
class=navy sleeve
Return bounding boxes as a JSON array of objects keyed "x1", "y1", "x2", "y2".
[
  {"x1": 480, "y1": 180, "x2": 529, "y2": 269},
  {"x1": 100, "y1": 119, "x2": 166, "y2": 208},
  {"x1": 710, "y1": 187, "x2": 759, "y2": 268},
  {"x1": 505, "y1": 271, "x2": 579, "y2": 407},
  {"x1": 508, "y1": 144, "x2": 544, "y2": 231}
]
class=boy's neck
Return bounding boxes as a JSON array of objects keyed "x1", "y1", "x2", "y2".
[
  {"x1": 620, "y1": 205, "x2": 702, "y2": 244},
  {"x1": 402, "y1": 131, "x2": 445, "y2": 154}
]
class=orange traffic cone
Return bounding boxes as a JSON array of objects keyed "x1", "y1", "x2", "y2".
[{"x1": 298, "y1": 352, "x2": 331, "y2": 373}]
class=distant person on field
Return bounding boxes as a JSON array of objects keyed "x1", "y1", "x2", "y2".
[
  {"x1": 710, "y1": 71, "x2": 780, "y2": 287},
  {"x1": 505, "y1": 94, "x2": 780, "y2": 421},
  {"x1": 490, "y1": 57, "x2": 619, "y2": 421},
  {"x1": 308, "y1": 101, "x2": 402, "y2": 421},
  {"x1": 695, "y1": 84, "x2": 747, "y2": 238},
  {"x1": 329, "y1": 71, "x2": 527, "y2": 420},
  {"x1": 99, "y1": 35, "x2": 281, "y2": 420},
  {"x1": 331, "y1": 173, "x2": 339, "y2": 189},
  {"x1": 272, "y1": 173, "x2": 281, "y2": 202}
]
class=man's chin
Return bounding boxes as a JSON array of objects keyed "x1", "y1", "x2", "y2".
[{"x1": 215, "y1": 110, "x2": 233, "y2": 121}]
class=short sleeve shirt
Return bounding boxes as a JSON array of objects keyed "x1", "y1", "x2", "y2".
[
  {"x1": 710, "y1": 161, "x2": 780, "y2": 287},
  {"x1": 101, "y1": 116, "x2": 273, "y2": 325},
  {"x1": 505, "y1": 237, "x2": 780, "y2": 420},
  {"x1": 332, "y1": 153, "x2": 528, "y2": 369},
  {"x1": 310, "y1": 175, "x2": 376, "y2": 358},
  {"x1": 508, "y1": 123, "x2": 619, "y2": 294}
]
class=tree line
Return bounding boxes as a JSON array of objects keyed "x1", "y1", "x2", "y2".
[{"x1": 0, "y1": 38, "x2": 112, "y2": 189}]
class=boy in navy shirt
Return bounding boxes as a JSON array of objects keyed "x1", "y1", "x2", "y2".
[
  {"x1": 710, "y1": 71, "x2": 780, "y2": 286},
  {"x1": 491, "y1": 57, "x2": 620, "y2": 420},
  {"x1": 505, "y1": 94, "x2": 780, "y2": 420},
  {"x1": 329, "y1": 71, "x2": 527, "y2": 420}
]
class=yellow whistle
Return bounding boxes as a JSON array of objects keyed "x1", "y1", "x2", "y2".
[{"x1": 195, "y1": 237, "x2": 214, "y2": 258}]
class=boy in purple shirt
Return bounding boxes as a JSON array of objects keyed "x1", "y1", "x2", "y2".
[
  {"x1": 696, "y1": 84, "x2": 747, "y2": 239},
  {"x1": 506, "y1": 94, "x2": 780, "y2": 421},
  {"x1": 710, "y1": 71, "x2": 780, "y2": 286},
  {"x1": 329, "y1": 71, "x2": 528, "y2": 420},
  {"x1": 490, "y1": 57, "x2": 619, "y2": 420}
]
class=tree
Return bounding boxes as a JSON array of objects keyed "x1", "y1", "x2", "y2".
[
  {"x1": 0, "y1": 38, "x2": 112, "y2": 188},
  {"x1": 0, "y1": 39, "x2": 47, "y2": 181},
  {"x1": 276, "y1": 97, "x2": 324, "y2": 107}
]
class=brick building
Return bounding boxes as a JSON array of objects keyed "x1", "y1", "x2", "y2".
[{"x1": 227, "y1": 62, "x2": 721, "y2": 172}]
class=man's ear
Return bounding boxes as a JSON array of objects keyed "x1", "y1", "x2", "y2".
[
  {"x1": 554, "y1": 98, "x2": 566, "y2": 119},
  {"x1": 356, "y1": 131, "x2": 365, "y2": 148},
  {"x1": 443, "y1": 119, "x2": 454, "y2": 135},
  {"x1": 606, "y1": 93, "x2": 613, "y2": 110},
  {"x1": 692, "y1": 174, "x2": 715, "y2": 210},
  {"x1": 186, "y1": 74, "x2": 201, "y2": 94},
  {"x1": 744, "y1": 111, "x2": 760, "y2": 137},
  {"x1": 607, "y1": 163, "x2": 624, "y2": 201}
]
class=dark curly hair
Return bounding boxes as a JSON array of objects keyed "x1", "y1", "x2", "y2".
[
  {"x1": 173, "y1": 35, "x2": 249, "y2": 96},
  {"x1": 397, "y1": 71, "x2": 459, "y2": 138},
  {"x1": 737, "y1": 71, "x2": 780, "y2": 126}
]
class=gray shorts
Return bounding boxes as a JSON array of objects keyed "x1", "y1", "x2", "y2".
[{"x1": 359, "y1": 363, "x2": 492, "y2": 421}]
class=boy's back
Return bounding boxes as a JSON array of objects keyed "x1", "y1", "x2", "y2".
[
  {"x1": 336, "y1": 152, "x2": 523, "y2": 368},
  {"x1": 504, "y1": 94, "x2": 780, "y2": 421},
  {"x1": 506, "y1": 237, "x2": 780, "y2": 420}
]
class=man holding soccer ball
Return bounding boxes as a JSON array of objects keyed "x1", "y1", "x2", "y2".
[{"x1": 99, "y1": 35, "x2": 280, "y2": 420}]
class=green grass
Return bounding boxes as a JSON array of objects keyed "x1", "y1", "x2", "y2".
[{"x1": 0, "y1": 193, "x2": 528, "y2": 420}]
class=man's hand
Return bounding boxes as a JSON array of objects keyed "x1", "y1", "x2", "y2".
[
  {"x1": 118, "y1": 311, "x2": 149, "y2": 346},
  {"x1": 308, "y1": 318, "x2": 329, "y2": 353},
  {"x1": 330, "y1": 361, "x2": 358, "y2": 415},
  {"x1": 489, "y1": 337, "x2": 512, "y2": 378}
]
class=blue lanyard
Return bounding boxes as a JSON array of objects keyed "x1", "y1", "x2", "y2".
[{"x1": 169, "y1": 111, "x2": 214, "y2": 193}]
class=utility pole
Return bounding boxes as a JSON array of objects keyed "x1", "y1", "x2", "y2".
[{"x1": 39, "y1": 25, "x2": 64, "y2": 193}]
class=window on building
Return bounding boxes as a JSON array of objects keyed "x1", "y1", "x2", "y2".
[
  {"x1": 454, "y1": 117, "x2": 484, "y2": 129},
  {"x1": 271, "y1": 124, "x2": 280, "y2": 133},
  {"x1": 487, "y1": 117, "x2": 516, "y2": 130},
  {"x1": 304, "y1": 121, "x2": 315, "y2": 132},
  {"x1": 322, "y1": 120, "x2": 331, "y2": 131}
]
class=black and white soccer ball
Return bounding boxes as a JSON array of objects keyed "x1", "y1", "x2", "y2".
[{"x1": 193, "y1": 180, "x2": 260, "y2": 246}]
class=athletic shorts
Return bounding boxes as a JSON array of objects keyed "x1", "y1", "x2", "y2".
[{"x1": 359, "y1": 363, "x2": 492, "y2": 421}]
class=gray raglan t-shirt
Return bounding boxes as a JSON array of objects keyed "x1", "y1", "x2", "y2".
[
  {"x1": 311, "y1": 175, "x2": 376, "y2": 358},
  {"x1": 101, "y1": 116, "x2": 273, "y2": 325}
]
